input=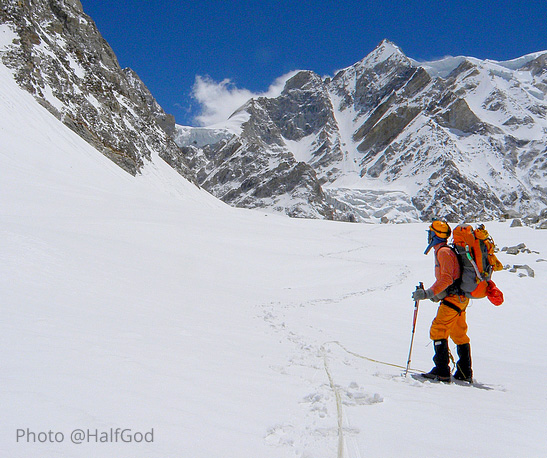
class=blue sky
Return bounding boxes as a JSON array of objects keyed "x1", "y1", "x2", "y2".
[{"x1": 83, "y1": 0, "x2": 547, "y2": 126}]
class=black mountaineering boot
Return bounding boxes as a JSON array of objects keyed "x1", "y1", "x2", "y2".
[
  {"x1": 453, "y1": 343, "x2": 473, "y2": 382},
  {"x1": 422, "y1": 339, "x2": 451, "y2": 382}
]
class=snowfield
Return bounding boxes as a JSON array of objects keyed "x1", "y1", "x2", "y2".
[{"x1": 1, "y1": 61, "x2": 546, "y2": 458}]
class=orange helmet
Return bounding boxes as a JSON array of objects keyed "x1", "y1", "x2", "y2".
[
  {"x1": 429, "y1": 220, "x2": 451, "y2": 239},
  {"x1": 425, "y1": 220, "x2": 451, "y2": 254}
]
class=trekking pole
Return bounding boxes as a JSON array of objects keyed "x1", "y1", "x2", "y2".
[{"x1": 405, "y1": 282, "x2": 424, "y2": 377}]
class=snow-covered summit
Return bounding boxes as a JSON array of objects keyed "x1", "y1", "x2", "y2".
[
  {"x1": 492, "y1": 50, "x2": 547, "y2": 71},
  {"x1": 415, "y1": 50, "x2": 547, "y2": 80},
  {"x1": 357, "y1": 39, "x2": 410, "y2": 69}
]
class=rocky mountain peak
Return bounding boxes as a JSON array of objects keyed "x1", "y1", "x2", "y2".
[
  {"x1": 176, "y1": 41, "x2": 547, "y2": 224},
  {"x1": 282, "y1": 70, "x2": 324, "y2": 93},
  {"x1": 360, "y1": 39, "x2": 410, "y2": 68}
]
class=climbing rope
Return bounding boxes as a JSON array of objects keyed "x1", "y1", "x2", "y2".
[
  {"x1": 320, "y1": 345, "x2": 345, "y2": 458},
  {"x1": 323, "y1": 340, "x2": 426, "y2": 373},
  {"x1": 320, "y1": 340, "x2": 426, "y2": 458}
]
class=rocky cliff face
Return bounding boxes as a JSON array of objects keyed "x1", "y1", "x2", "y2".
[
  {"x1": 176, "y1": 71, "x2": 349, "y2": 220},
  {"x1": 177, "y1": 40, "x2": 547, "y2": 223},
  {"x1": 0, "y1": 0, "x2": 194, "y2": 181}
]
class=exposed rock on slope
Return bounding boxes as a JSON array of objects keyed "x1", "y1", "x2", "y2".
[{"x1": 0, "y1": 0, "x2": 194, "y2": 181}]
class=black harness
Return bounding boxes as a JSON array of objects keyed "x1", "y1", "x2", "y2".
[{"x1": 441, "y1": 300, "x2": 463, "y2": 315}]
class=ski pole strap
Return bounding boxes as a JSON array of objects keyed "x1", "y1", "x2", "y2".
[{"x1": 442, "y1": 300, "x2": 463, "y2": 315}]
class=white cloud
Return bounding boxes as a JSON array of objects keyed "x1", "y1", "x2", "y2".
[{"x1": 191, "y1": 71, "x2": 300, "y2": 127}]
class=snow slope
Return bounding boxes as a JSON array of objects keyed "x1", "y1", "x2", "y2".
[{"x1": 1, "y1": 61, "x2": 546, "y2": 458}]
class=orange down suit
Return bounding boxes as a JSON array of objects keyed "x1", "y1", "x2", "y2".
[{"x1": 429, "y1": 243, "x2": 470, "y2": 344}]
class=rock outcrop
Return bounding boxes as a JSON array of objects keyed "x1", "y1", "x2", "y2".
[{"x1": 0, "y1": 0, "x2": 194, "y2": 181}]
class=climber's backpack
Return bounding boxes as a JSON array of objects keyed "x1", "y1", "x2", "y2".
[{"x1": 450, "y1": 224, "x2": 503, "y2": 299}]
